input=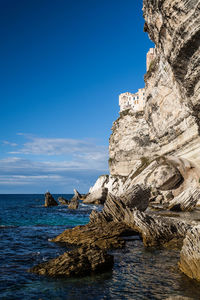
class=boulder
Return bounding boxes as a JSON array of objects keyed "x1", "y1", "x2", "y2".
[
  {"x1": 57, "y1": 197, "x2": 69, "y2": 205},
  {"x1": 168, "y1": 188, "x2": 200, "y2": 212},
  {"x1": 119, "y1": 184, "x2": 151, "y2": 211},
  {"x1": 179, "y1": 226, "x2": 200, "y2": 281},
  {"x1": 146, "y1": 163, "x2": 183, "y2": 191},
  {"x1": 29, "y1": 245, "x2": 114, "y2": 277},
  {"x1": 83, "y1": 187, "x2": 108, "y2": 205},
  {"x1": 44, "y1": 192, "x2": 58, "y2": 207}
]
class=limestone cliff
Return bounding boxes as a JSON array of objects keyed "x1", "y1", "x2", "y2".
[{"x1": 109, "y1": 0, "x2": 200, "y2": 176}]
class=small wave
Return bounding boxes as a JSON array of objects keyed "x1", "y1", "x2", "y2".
[{"x1": 0, "y1": 225, "x2": 18, "y2": 229}]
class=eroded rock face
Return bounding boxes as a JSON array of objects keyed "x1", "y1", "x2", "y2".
[
  {"x1": 179, "y1": 226, "x2": 200, "y2": 281},
  {"x1": 109, "y1": 111, "x2": 158, "y2": 176},
  {"x1": 143, "y1": 0, "x2": 200, "y2": 166},
  {"x1": 91, "y1": 193, "x2": 190, "y2": 248},
  {"x1": 168, "y1": 187, "x2": 200, "y2": 211},
  {"x1": 83, "y1": 187, "x2": 108, "y2": 205},
  {"x1": 29, "y1": 245, "x2": 114, "y2": 277},
  {"x1": 44, "y1": 192, "x2": 58, "y2": 207},
  {"x1": 109, "y1": 0, "x2": 200, "y2": 177},
  {"x1": 146, "y1": 164, "x2": 183, "y2": 190}
]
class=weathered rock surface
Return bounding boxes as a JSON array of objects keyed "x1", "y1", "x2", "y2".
[
  {"x1": 57, "y1": 197, "x2": 69, "y2": 205},
  {"x1": 179, "y1": 226, "x2": 200, "y2": 281},
  {"x1": 83, "y1": 187, "x2": 108, "y2": 204},
  {"x1": 89, "y1": 174, "x2": 127, "y2": 197},
  {"x1": 52, "y1": 221, "x2": 136, "y2": 250},
  {"x1": 168, "y1": 187, "x2": 200, "y2": 212},
  {"x1": 109, "y1": 111, "x2": 158, "y2": 176},
  {"x1": 90, "y1": 193, "x2": 191, "y2": 248},
  {"x1": 117, "y1": 184, "x2": 151, "y2": 211},
  {"x1": 68, "y1": 189, "x2": 79, "y2": 209},
  {"x1": 44, "y1": 192, "x2": 58, "y2": 207},
  {"x1": 29, "y1": 245, "x2": 114, "y2": 277},
  {"x1": 109, "y1": 0, "x2": 200, "y2": 177}
]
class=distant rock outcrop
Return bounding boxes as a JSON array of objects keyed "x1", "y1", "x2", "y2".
[
  {"x1": 57, "y1": 197, "x2": 69, "y2": 205},
  {"x1": 68, "y1": 189, "x2": 80, "y2": 209},
  {"x1": 44, "y1": 192, "x2": 58, "y2": 207}
]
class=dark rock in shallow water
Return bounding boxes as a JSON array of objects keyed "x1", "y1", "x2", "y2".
[
  {"x1": 57, "y1": 197, "x2": 69, "y2": 205},
  {"x1": 179, "y1": 226, "x2": 200, "y2": 281},
  {"x1": 68, "y1": 189, "x2": 79, "y2": 209},
  {"x1": 44, "y1": 192, "x2": 58, "y2": 207},
  {"x1": 52, "y1": 221, "x2": 136, "y2": 250},
  {"x1": 29, "y1": 245, "x2": 114, "y2": 277}
]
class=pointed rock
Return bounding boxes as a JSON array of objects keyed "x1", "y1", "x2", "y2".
[{"x1": 44, "y1": 192, "x2": 58, "y2": 207}]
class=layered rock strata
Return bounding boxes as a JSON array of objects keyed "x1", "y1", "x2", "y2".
[
  {"x1": 179, "y1": 226, "x2": 200, "y2": 281},
  {"x1": 29, "y1": 245, "x2": 114, "y2": 277},
  {"x1": 90, "y1": 193, "x2": 191, "y2": 248},
  {"x1": 109, "y1": 0, "x2": 200, "y2": 176}
]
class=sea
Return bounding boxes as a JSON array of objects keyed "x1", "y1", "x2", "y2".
[{"x1": 1, "y1": 194, "x2": 200, "y2": 300}]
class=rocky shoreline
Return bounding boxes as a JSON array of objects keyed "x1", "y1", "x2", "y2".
[
  {"x1": 30, "y1": 155, "x2": 200, "y2": 282},
  {"x1": 30, "y1": 0, "x2": 200, "y2": 287}
]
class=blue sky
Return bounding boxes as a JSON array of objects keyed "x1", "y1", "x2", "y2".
[{"x1": 0, "y1": 0, "x2": 153, "y2": 193}]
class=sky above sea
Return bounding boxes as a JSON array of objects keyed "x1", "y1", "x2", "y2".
[{"x1": 0, "y1": 0, "x2": 154, "y2": 193}]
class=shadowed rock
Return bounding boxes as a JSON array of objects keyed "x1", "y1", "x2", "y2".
[
  {"x1": 119, "y1": 184, "x2": 151, "y2": 211},
  {"x1": 44, "y1": 192, "x2": 58, "y2": 207},
  {"x1": 57, "y1": 197, "x2": 69, "y2": 205},
  {"x1": 179, "y1": 226, "x2": 200, "y2": 281},
  {"x1": 168, "y1": 188, "x2": 200, "y2": 212},
  {"x1": 29, "y1": 245, "x2": 114, "y2": 277}
]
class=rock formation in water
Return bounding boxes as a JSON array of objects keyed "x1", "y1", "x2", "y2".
[
  {"x1": 29, "y1": 245, "x2": 114, "y2": 277},
  {"x1": 68, "y1": 189, "x2": 80, "y2": 209},
  {"x1": 57, "y1": 197, "x2": 69, "y2": 205},
  {"x1": 44, "y1": 192, "x2": 58, "y2": 207}
]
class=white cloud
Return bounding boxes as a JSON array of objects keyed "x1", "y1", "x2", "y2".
[
  {"x1": 0, "y1": 135, "x2": 109, "y2": 192},
  {"x1": 9, "y1": 136, "x2": 107, "y2": 159},
  {"x1": 2, "y1": 140, "x2": 18, "y2": 147}
]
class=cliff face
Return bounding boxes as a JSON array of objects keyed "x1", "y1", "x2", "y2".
[{"x1": 109, "y1": 0, "x2": 200, "y2": 176}]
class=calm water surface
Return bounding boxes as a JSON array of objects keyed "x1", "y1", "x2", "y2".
[{"x1": 1, "y1": 194, "x2": 200, "y2": 300}]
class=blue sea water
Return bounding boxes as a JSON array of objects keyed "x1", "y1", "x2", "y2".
[{"x1": 1, "y1": 194, "x2": 200, "y2": 300}]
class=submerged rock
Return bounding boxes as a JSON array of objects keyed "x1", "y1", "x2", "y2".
[
  {"x1": 57, "y1": 197, "x2": 69, "y2": 205},
  {"x1": 179, "y1": 226, "x2": 200, "y2": 281},
  {"x1": 44, "y1": 192, "x2": 58, "y2": 207},
  {"x1": 29, "y1": 245, "x2": 114, "y2": 277},
  {"x1": 168, "y1": 188, "x2": 200, "y2": 212}
]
